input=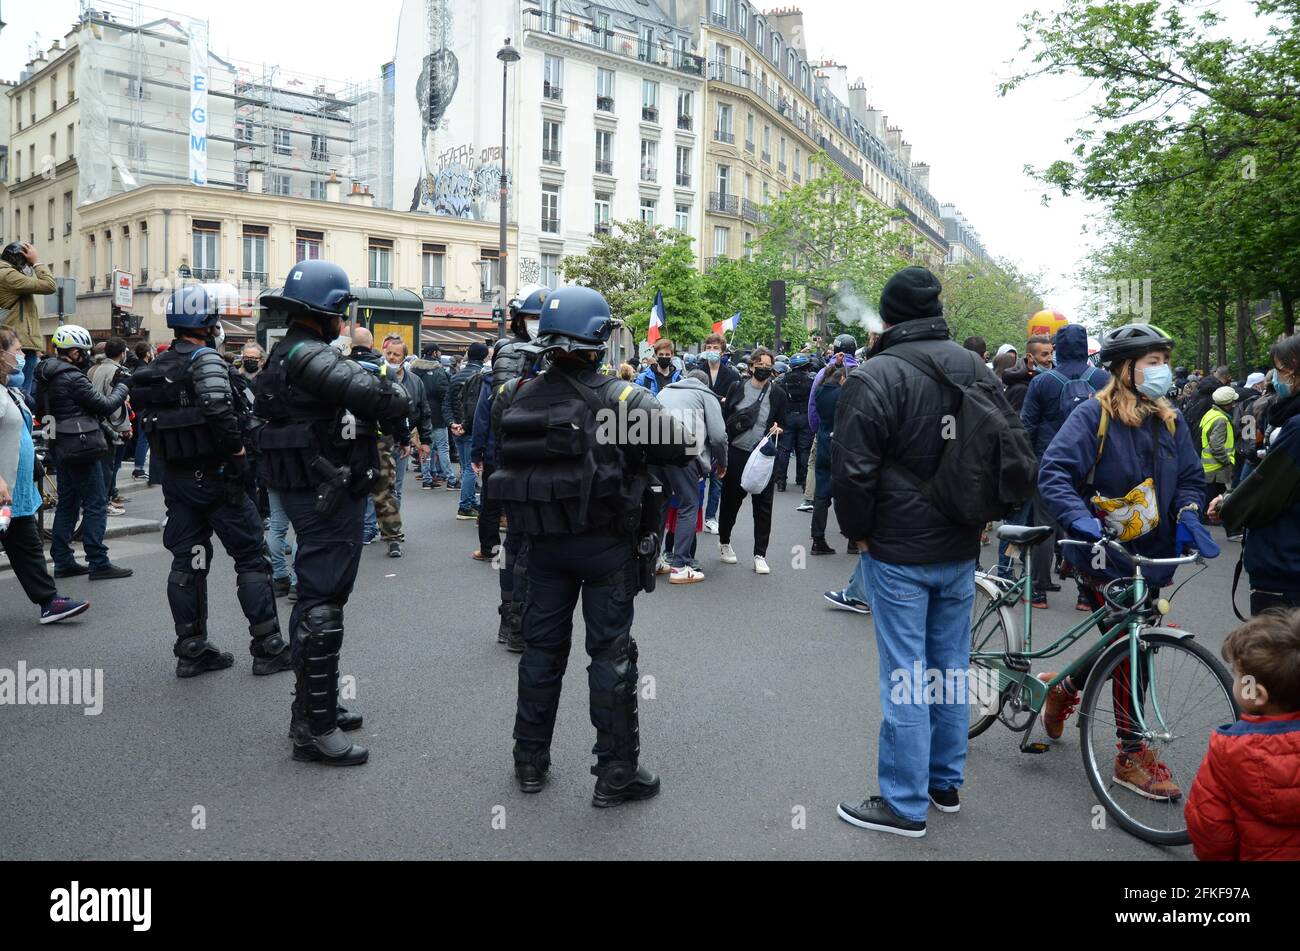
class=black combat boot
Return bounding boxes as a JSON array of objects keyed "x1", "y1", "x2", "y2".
[
  {"x1": 810, "y1": 536, "x2": 835, "y2": 555},
  {"x1": 250, "y1": 619, "x2": 294, "y2": 675},
  {"x1": 590, "y1": 635, "x2": 658, "y2": 806},
  {"x1": 496, "y1": 599, "x2": 511, "y2": 644},
  {"x1": 505, "y1": 601, "x2": 525, "y2": 654},
  {"x1": 515, "y1": 752, "x2": 550, "y2": 794},
  {"x1": 291, "y1": 606, "x2": 368, "y2": 766},
  {"x1": 591, "y1": 762, "x2": 661, "y2": 808},
  {"x1": 174, "y1": 622, "x2": 234, "y2": 678}
]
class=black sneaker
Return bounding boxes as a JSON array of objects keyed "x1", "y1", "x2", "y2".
[
  {"x1": 592, "y1": 763, "x2": 661, "y2": 808},
  {"x1": 89, "y1": 563, "x2": 134, "y2": 581},
  {"x1": 810, "y1": 537, "x2": 835, "y2": 555},
  {"x1": 928, "y1": 787, "x2": 960, "y2": 813},
  {"x1": 53, "y1": 562, "x2": 91, "y2": 578},
  {"x1": 387, "y1": 540, "x2": 403, "y2": 558},
  {"x1": 836, "y1": 796, "x2": 926, "y2": 837},
  {"x1": 176, "y1": 647, "x2": 235, "y2": 679},
  {"x1": 776, "y1": 481, "x2": 786, "y2": 492},
  {"x1": 456, "y1": 507, "x2": 479, "y2": 521},
  {"x1": 252, "y1": 648, "x2": 294, "y2": 676}
]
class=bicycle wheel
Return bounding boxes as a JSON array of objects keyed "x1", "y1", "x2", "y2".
[
  {"x1": 1079, "y1": 630, "x2": 1237, "y2": 846},
  {"x1": 968, "y1": 576, "x2": 1017, "y2": 739}
]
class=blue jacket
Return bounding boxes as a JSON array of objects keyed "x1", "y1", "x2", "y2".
[
  {"x1": 470, "y1": 372, "x2": 496, "y2": 467},
  {"x1": 1021, "y1": 324, "x2": 1111, "y2": 456},
  {"x1": 636, "y1": 364, "x2": 680, "y2": 395},
  {"x1": 1039, "y1": 398, "x2": 1205, "y2": 587},
  {"x1": 1223, "y1": 393, "x2": 1300, "y2": 593}
]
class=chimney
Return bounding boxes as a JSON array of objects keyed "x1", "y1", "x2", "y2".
[
  {"x1": 49, "y1": 40, "x2": 63, "y2": 55},
  {"x1": 325, "y1": 169, "x2": 341, "y2": 203},
  {"x1": 246, "y1": 161, "x2": 265, "y2": 194},
  {"x1": 765, "y1": 8, "x2": 808, "y2": 59},
  {"x1": 900, "y1": 141, "x2": 912, "y2": 166},
  {"x1": 885, "y1": 126, "x2": 902, "y2": 159},
  {"x1": 862, "y1": 106, "x2": 883, "y2": 138},
  {"x1": 848, "y1": 82, "x2": 870, "y2": 124},
  {"x1": 346, "y1": 182, "x2": 375, "y2": 207},
  {"x1": 911, "y1": 162, "x2": 930, "y2": 192}
]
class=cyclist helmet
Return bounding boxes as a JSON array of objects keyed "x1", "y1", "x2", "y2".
[
  {"x1": 1097, "y1": 323, "x2": 1173, "y2": 367},
  {"x1": 52, "y1": 324, "x2": 93, "y2": 351},
  {"x1": 833, "y1": 333, "x2": 858, "y2": 355}
]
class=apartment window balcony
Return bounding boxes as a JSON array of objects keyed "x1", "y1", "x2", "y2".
[
  {"x1": 778, "y1": 160, "x2": 787, "y2": 174},
  {"x1": 713, "y1": 129, "x2": 735, "y2": 145},
  {"x1": 642, "y1": 105, "x2": 659, "y2": 122},
  {"x1": 710, "y1": 13, "x2": 728, "y2": 26},
  {"x1": 761, "y1": 150, "x2": 771, "y2": 164},
  {"x1": 744, "y1": 139, "x2": 754, "y2": 153},
  {"x1": 242, "y1": 270, "x2": 268, "y2": 284},
  {"x1": 675, "y1": 172, "x2": 691, "y2": 187},
  {"x1": 522, "y1": 10, "x2": 705, "y2": 77},
  {"x1": 544, "y1": 82, "x2": 563, "y2": 102},
  {"x1": 541, "y1": 216, "x2": 561, "y2": 233},
  {"x1": 369, "y1": 280, "x2": 393, "y2": 289},
  {"x1": 597, "y1": 95, "x2": 614, "y2": 112},
  {"x1": 640, "y1": 166, "x2": 658, "y2": 183},
  {"x1": 594, "y1": 221, "x2": 612, "y2": 235},
  {"x1": 140, "y1": 268, "x2": 149, "y2": 283},
  {"x1": 702, "y1": 256, "x2": 726, "y2": 271},
  {"x1": 88, "y1": 275, "x2": 95, "y2": 291},
  {"x1": 310, "y1": 150, "x2": 329, "y2": 162},
  {"x1": 677, "y1": 114, "x2": 692, "y2": 131},
  {"x1": 104, "y1": 273, "x2": 113, "y2": 289},
  {"x1": 63, "y1": 222, "x2": 72, "y2": 236},
  {"x1": 708, "y1": 191, "x2": 739, "y2": 216},
  {"x1": 741, "y1": 198, "x2": 769, "y2": 224},
  {"x1": 543, "y1": 148, "x2": 562, "y2": 165},
  {"x1": 595, "y1": 159, "x2": 613, "y2": 175},
  {"x1": 193, "y1": 268, "x2": 219, "y2": 281},
  {"x1": 422, "y1": 285, "x2": 446, "y2": 300},
  {"x1": 794, "y1": 170, "x2": 801, "y2": 183}
]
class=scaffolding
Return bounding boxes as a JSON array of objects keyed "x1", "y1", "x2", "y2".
[{"x1": 75, "y1": 0, "x2": 390, "y2": 206}]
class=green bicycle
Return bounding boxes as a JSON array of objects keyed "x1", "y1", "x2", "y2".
[{"x1": 968, "y1": 524, "x2": 1239, "y2": 846}]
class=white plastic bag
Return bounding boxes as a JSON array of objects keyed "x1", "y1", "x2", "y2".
[{"x1": 740, "y1": 433, "x2": 776, "y2": 494}]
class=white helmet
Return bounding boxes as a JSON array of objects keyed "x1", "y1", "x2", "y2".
[{"x1": 52, "y1": 324, "x2": 93, "y2": 351}]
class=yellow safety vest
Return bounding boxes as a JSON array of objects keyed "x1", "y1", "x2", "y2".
[{"x1": 1199, "y1": 406, "x2": 1234, "y2": 474}]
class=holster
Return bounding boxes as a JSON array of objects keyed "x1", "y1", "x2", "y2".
[{"x1": 310, "y1": 455, "x2": 351, "y2": 515}]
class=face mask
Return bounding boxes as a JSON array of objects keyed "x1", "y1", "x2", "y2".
[
  {"x1": 3, "y1": 350, "x2": 23, "y2": 376},
  {"x1": 1276, "y1": 370, "x2": 1293, "y2": 399},
  {"x1": 1136, "y1": 363, "x2": 1172, "y2": 400},
  {"x1": 657, "y1": 356, "x2": 672, "y2": 369},
  {"x1": 242, "y1": 358, "x2": 261, "y2": 373},
  {"x1": 752, "y1": 366, "x2": 773, "y2": 381},
  {"x1": 703, "y1": 350, "x2": 720, "y2": 363}
]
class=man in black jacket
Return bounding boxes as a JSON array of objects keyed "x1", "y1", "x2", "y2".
[
  {"x1": 38, "y1": 324, "x2": 133, "y2": 580},
  {"x1": 410, "y1": 343, "x2": 452, "y2": 487},
  {"x1": 699, "y1": 332, "x2": 740, "y2": 534},
  {"x1": 775, "y1": 353, "x2": 814, "y2": 492},
  {"x1": 831, "y1": 266, "x2": 1002, "y2": 839},
  {"x1": 445, "y1": 341, "x2": 488, "y2": 518}
]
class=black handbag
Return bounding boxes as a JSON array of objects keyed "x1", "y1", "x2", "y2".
[{"x1": 52, "y1": 415, "x2": 110, "y2": 465}]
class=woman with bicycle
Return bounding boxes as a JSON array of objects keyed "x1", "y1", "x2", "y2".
[{"x1": 1038, "y1": 323, "x2": 1207, "y2": 800}]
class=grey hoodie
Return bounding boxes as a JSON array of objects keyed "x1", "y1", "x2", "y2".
[{"x1": 656, "y1": 376, "x2": 727, "y2": 475}]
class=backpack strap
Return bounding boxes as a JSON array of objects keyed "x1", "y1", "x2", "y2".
[
  {"x1": 1230, "y1": 552, "x2": 1249, "y2": 622},
  {"x1": 1087, "y1": 404, "x2": 1110, "y2": 486}
]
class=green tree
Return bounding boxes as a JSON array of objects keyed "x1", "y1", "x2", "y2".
[
  {"x1": 560, "y1": 219, "x2": 676, "y2": 328},
  {"x1": 939, "y1": 260, "x2": 1047, "y2": 352},
  {"x1": 628, "y1": 230, "x2": 709, "y2": 345}
]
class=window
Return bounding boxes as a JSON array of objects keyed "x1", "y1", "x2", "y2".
[
  {"x1": 51, "y1": 73, "x2": 58, "y2": 111},
  {"x1": 675, "y1": 203, "x2": 690, "y2": 232},
  {"x1": 713, "y1": 226, "x2": 730, "y2": 257},
  {"x1": 716, "y1": 164, "x2": 730, "y2": 195},
  {"x1": 639, "y1": 198, "x2": 657, "y2": 225},
  {"x1": 63, "y1": 193, "x2": 73, "y2": 236},
  {"x1": 710, "y1": 0, "x2": 728, "y2": 23},
  {"x1": 787, "y1": 51, "x2": 796, "y2": 80},
  {"x1": 596, "y1": 68, "x2": 615, "y2": 111},
  {"x1": 541, "y1": 0, "x2": 558, "y2": 29},
  {"x1": 640, "y1": 139, "x2": 658, "y2": 182},
  {"x1": 541, "y1": 184, "x2": 560, "y2": 233},
  {"x1": 595, "y1": 12, "x2": 612, "y2": 49},
  {"x1": 744, "y1": 172, "x2": 753, "y2": 199},
  {"x1": 368, "y1": 240, "x2": 392, "y2": 287},
  {"x1": 756, "y1": 20, "x2": 764, "y2": 51},
  {"x1": 794, "y1": 146, "x2": 801, "y2": 177},
  {"x1": 84, "y1": 229, "x2": 92, "y2": 285},
  {"x1": 543, "y1": 55, "x2": 563, "y2": 101},
  {"x1": 771, "y1": 34, "x2": 781, "y2": 63},
  {"x1": 296, "y1": 230, "x2": 324, "y2": 262},
  {"x1": 45, "y1": 198, "x2": 55, "y2": 242},
  {"x1": 740, "y1": 5, "x2": 748, "y2": 33},
  {"x1": 677, "y1": 89, "x2": 693, "y2": 130},
  {"x1": 480, "y1": 249, "x2": 502, "y2": 298},
  {"x1": 13, "y1": 151, "x2": 19, "y2": 182},
  {"x1": 271, "y1": 173, "x2": 291, "y2": 196},
  {"x1": 66, "y1": 123, "x2": 75, "y2": 158},
  {"x1": 675, "y1": 146, "x2": 692, "y2": 187},
  {"x1": 192, "y1": 222, "x2": 219, "y2": 279},
  {"x1": 49, "y1": 134, "x2": 57, "y2": 168},
  {"x1": 715, "y1": 102, "x2": 733, "y2": 142},
  {"x1": 68, "y1": 66, "x2": 75, "y2": 101},
  {"x1": 762, "y1": 124, "x2": 771, "y2": 161},
  {"x1": 779, "y1": 136, "x2": 786, "y2": 167},
  {"x1": 641, "y1": 80, "x2": 659, "y2": 121},
  {"x1": 639, "y1": 25, "x2": 654, "y2": 61},
  {"x1": 800, "y1": 63, "x2": 809, "y2": 93},
  {"x1": 744, "y1": 232, "x2": 753, "y2": 260},
  {"x1": 542, "y1": 120, "x2": 563, "y2": 165},
  {"x1": 120, "y1": 224, "x2": 130, "y2": 270},
  {"x1": 594, "y1": 130, "x2": 613, "y2": 174},
  {"x1": 594, "y1": 192, "x2": 612, "y2": 232},
  {"x1": 310, "y1": 133, "x2": 328, "y2": 162},
  {"x1": 675, "y1": 35, "x2": 692, "y2": 70},
  {"x1": 422, "y1": 244, "x2": 446, "y2": 296},
  {"x1": 141, "y1": 221, "x2": 149, "y2": 275},
  {"x1": 539, "y1": 253, "x2": 560, "y2": 288},
  {"x1": 273, "y1": 128, "x2": 291, "y2": 156},
  {"x1": 242, "y1": 228, "x2": 268, "y2": 281},
  {"x1": 310, "y1": 179, "x2": 329, "y2": 200}
]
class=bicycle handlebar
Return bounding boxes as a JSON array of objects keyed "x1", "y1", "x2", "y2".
[{"x1": 1059, "y1": 537, "x2": 1201, "y2": 569}]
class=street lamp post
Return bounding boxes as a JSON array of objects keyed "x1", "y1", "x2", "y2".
[{"x1": 496, "y1": 38, "x2": 520, "y2": 338}]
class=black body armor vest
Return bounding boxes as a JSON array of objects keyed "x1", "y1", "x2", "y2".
[{"x1": 129, "y1": 347, "x2": 221, "y2": 465}]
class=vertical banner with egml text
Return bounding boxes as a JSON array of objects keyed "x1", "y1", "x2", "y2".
[{"x1": 189, "y1": 20, "x2": 209, "y2": 186}]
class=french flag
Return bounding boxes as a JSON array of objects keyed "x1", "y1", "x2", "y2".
[
  {"x1": 711, "y1": 311, "x2": 740, "y2": 336},
  {"x1": 647, "y1": 289, "x2": 666, "y2": 345}
]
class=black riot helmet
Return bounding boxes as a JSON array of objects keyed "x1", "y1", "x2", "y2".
[
  {"x1": 267, "y1": 260, "x2": 357, "y2": 335},
  {"x1": 833, "y1": 333, "x2": 858, "y2": 355}
]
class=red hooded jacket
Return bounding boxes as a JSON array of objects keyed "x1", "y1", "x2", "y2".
[{"x1": 1185, "y1": 711, "x2": 1300, "y2": 861}]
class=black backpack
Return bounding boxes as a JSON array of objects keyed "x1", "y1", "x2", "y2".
[
  {"x1": 882, "y1": 347, "x2": 1038, "y2": 528},
  {"x1": 458, "y1": 370, "x2": 486, "y2": 431}
]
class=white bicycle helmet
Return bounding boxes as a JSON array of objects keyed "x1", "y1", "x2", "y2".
[{"x1": 52, "y1": 324, "x2": 93, "y2": 351}]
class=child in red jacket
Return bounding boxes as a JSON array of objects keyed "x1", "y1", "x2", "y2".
[{"x1": 1186, "y1": 609, "x2": 1300, "y2": 860}]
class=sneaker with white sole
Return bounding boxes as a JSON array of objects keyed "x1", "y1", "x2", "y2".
[
  {"x1": 754, "y1": 555, "x2": 770, "y2": 574},
  {"x1": 796, "y1": 500, "x2": 814, "y2": 513},
  {"x1": 656, "y1": 556, "x2": 672, "y2": 575},
  {"x1": 106, "y1": 503, "x2": 126, "y2": 517},
  {"x1": 669, "y1": 565, "x2": 705, "y2": 584},
  {"x1": 836, "y1": 796, "x2": 926, "y2": 837},
  {"x1": 703, "y1": 518, "x2": 719, "y2": 535},
  {"x1": 719, "y1": 543, "x2": 738, "y2": 564},
  {"x1": 824, "y1": 590, "x2": 870, "y2": 614}
]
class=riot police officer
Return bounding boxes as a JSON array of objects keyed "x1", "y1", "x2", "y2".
[
  {"x1": 128, "y1": 286, "x2": 289, "y2": 678},
  {"x1": 255, "y1": 261, "x2": 410, "y2": 766},
  {"x1": 489, "y1": 286, "x2": 691, "y2": 805},
  {"x1": 485, "y1": 284, "x2": 550, "y2": 652}
]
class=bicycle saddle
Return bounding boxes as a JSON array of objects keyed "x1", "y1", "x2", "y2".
[{"x1": 995, "y1": 525, "x2": 1055, "y2": 546}]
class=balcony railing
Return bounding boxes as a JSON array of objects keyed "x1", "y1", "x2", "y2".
[
  {"x1": 894, "y1": 200, "x2": 950, "y2": 252},
  {"x1": 524, "y1": 10, "x2": 704, "y2": 76},
  {"x1": 741, "y1": 198, "x2": 767, "y2": 224},
  {"x1": 677, "y1": 114, "x2": 692, "y2": 131},
  {"x1": 311, "y1": 150, "x2": 329, "y2": 162},
  {"x1": 708, "y1": 192, "x2": 739, "y2": 215},
  {"x1": 480, "y1": 288, "x2": 497, "y2": 302},
  {"x1": 794, "y1": 170, "x2": 801, "y2": 183},
  {"x1": 820, "y1": 136, "x2": 863, "y2": 183},
  {"x1": 744, "y1": 139, "x2": 755, "y2": 153},
  {"x1": 642, "y1": 105, "x2": 659, "y2": 122},
  {"x1": 422, "y1": 285, "x2": 446, "y2": 300},
  {"x1": 641, "y1": 166, "x2": 658, "y2": 183},
  {"x1": 676, "y1": 172, "x2": 691, "y2": 187},
  {"x1": 543, "y1": 148, "x2": 562, "y2": 165},
  {"x1": 369, "y1": 280, "x2": 392, "y2": 289},
  {"x1": 48, "y1": 228, "x2": 54, "y2": 242},
  {"x1": 710, "y1": 12, "x2": 727, "y2": 26},
  {"x1": 242, "y1": 270, "x2": 268, "y2": 284},
  {"x1": 596, "y1": 95, "x2": 614, "y2": 112},
  {"x1": 543, "y1": 82, "x2": 563, "y2": 102},
  {"x1": 104, "y1": 273, "x2": 112, "y2": 289},
  {"x1": 541, "y1": 216, "x2": 561, "y2": 233},
  {"x1": 778, "y1": 160, "x2": 787, "y2": 174},
  {"x1": 761, "y1": 150, "x2": 771, "y2": 164},
  {"x1": 702, "y1": 256, "x2": 726, "y2": 271},
  {"x1": 88, "y1": 275, "x2": 95, "y2": 291},
  {"x1": 63, "y1": 222, "x2": 72, "y2": 236},
  {"x1": 594, "y1": 159, "x2": 613, "y2": 174},
  {"x1": 594, "y1": 221, "x2": 612, "y2": 235},
  {"x1": 192, "y1": 267, "x2": 219, "y2": 281},
  {"x1": 713, "y1": 129, "x2": 735, "y2": 144}
]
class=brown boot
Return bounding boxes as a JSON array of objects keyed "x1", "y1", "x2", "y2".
[{"x1": 1037, "y1": 672, "x2": 1080, "y2": 740}]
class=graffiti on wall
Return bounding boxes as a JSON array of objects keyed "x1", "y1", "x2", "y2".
[{"x1": 519, "y1": 257, "x2": 540, "y2": 285}]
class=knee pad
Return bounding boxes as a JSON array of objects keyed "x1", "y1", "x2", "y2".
[
  {"x1": 236, "y1": 569, "x2": 272, "y2": 589},
  {"x1": 167, "y1": 568, "x2": 206, "y2": 589},
  {"x1": 302, "y1": 603, "x2": 344, "y2": 652}
]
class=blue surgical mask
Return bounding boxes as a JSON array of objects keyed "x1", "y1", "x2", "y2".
[
  {"x1": 12, "y1": 351, "x2": 26, "y2": 374},
  {"x1": 1276, "y1": 370, "x2": 1293, "y2": 399},
  {"x1": 1136, "y1": 364, "x2": 1172, "y2": 400},
  {"x1": 703, "y1": 350, "x2": 720, "y2": 363}
]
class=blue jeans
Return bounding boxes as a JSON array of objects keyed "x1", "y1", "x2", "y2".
[
  {"x1": 421, "y1": 427, "x2": 452, "y2": 483},
  {"x1": 866, "y1": 557, "x2": 977, "y2": 823},
  {"x1": 265, "y1": 488, "x2": 297, "y2": 583},
  {"x1": 133, "y1": 428, "x2": 149, "y2": 470},
  {"x1": 52, "y1": 459, "x2": 110, "y2": 571},
  {"x1": 704, "y1": 471, "x2": 722, "y2": 521},
  {"x1": 100, "y1": 441, "x2": 128, "y2": 499},
  {"x1": 455, "y1": 433, "x2": 477, "y2": 509},
  {"x1": 364, "y1": 443, "x2": 407, "y2": 539},
  {"x1": 844, "y1": 551, "x2": 872, "y2": 604}
]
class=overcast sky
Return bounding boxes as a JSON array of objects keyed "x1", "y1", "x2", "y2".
[{"x1": 1, "y1": 0, "x2": 1263, "y2": 328}]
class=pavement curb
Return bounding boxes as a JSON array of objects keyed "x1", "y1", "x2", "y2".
[{"x1": 0, "y1": 517, "x2": 160, "y2": 575}]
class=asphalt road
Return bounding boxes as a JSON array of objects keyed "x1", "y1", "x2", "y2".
[{"x1": 0, "y1": 470, "x2": 1245, "y2": 860}]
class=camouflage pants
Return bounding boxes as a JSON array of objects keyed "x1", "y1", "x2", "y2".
[{"x1": 371, "y1": 435, "x2": 404, "y2": 541}]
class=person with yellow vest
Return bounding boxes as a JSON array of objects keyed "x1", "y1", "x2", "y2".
[{"x1": 1201, "y1": 385, "x2": 1239, "y2": 520}]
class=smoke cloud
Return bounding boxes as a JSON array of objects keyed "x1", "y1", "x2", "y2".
[{"x1": 833, "y1": 285, "x2": 884, "y2": 335}]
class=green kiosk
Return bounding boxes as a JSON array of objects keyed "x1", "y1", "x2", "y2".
[{"x1": 256, "y1": 284, "x2": 424, "y2": 355}]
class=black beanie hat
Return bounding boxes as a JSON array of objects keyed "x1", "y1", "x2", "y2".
[
  {"x1": 467, "y1": 342, "x2": 489, "y2": 362},
  {"x1": 879, "y1": 267, "x2": 944, "y2": 325}
]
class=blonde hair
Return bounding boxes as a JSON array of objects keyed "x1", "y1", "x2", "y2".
[
  {"x1": 618, "y1": 362, "x2": 636, "y2": 381},
  {"x1": 1097, "y1": 359, "x2": 1177, "y2": 429}
]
